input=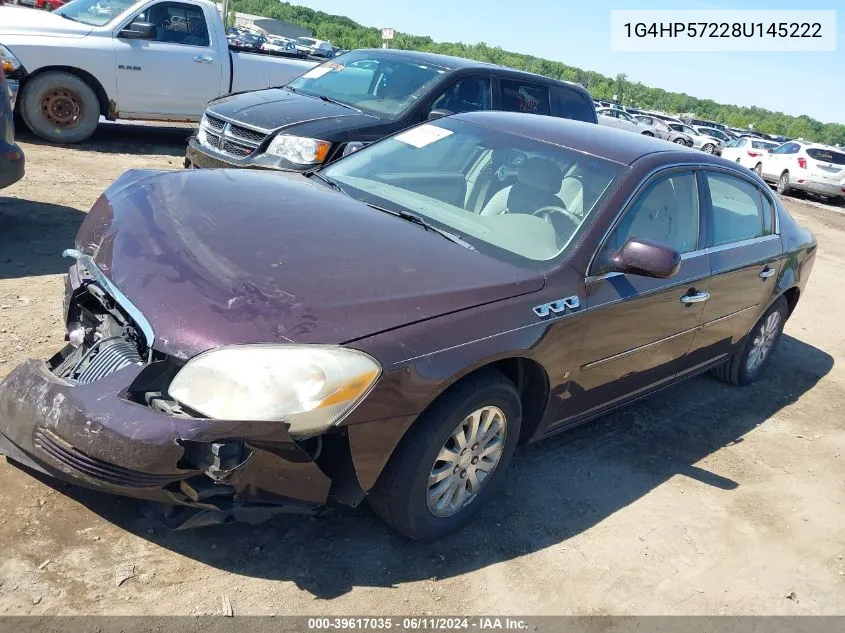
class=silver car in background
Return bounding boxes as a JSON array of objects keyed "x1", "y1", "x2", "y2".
[
  {"x1": 596, "y1": 107, "x2": 654, "y2": 136},
  {"x1": 633, "y1": 115, "x2": 692, "y2": 146},
  {"x1": 665, "y1": 122, "x2": 722, "y2": 154}
]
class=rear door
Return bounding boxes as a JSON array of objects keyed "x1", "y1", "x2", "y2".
[
  {"x1": 562, "y1": 169, "x2": 710, "y2": 422},
  {"x1": 688, "y1": 169, "x2": 782, "y2": 366}
]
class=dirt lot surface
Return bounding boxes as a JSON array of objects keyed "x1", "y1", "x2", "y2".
[{"x1": 0, "y1": 125, "x2": 843, "y2": 616}]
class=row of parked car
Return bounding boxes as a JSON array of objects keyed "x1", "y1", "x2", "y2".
[{"x1": 226, "y1": 26, "x2": 347, "y2": 61}]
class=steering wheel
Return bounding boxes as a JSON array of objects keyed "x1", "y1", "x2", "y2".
[{"x1": 531, "y1": 204, "x2": 581, "y2": 226}]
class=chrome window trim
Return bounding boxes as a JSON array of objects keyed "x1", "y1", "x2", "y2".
[
  {"x1": 699, "y1": 166, "x2": 781, "y2": 236},
  {"x1": 62, "y1": 249, "x2": 155, "y2": 359},
  {"x1": 587, "y1": 161, "x2": 783, "y2": 277},
  {"x1": 587, "y1": 162, "x2": 704, "y2": 277}
]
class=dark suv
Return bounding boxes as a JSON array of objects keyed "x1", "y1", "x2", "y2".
[
  {"x1": 0, "y1": 68, "x2": 24, "y2": 190},
  {"x1": 185, "y1": 49, "x2": 597, "y2": 172}
]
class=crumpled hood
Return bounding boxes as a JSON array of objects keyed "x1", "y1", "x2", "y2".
[
  {"x1": 207, "y1": 88, "x2": 381, "y2": 134},
  {"x1": 0, "y1": 7, "x2": 93, "y2": 38},
  {"x1": 76, "y1": 169, "x2": 544, "y2": 360}
]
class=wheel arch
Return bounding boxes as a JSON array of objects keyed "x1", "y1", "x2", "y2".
[
  {"x1": 346, "y1": 355, "x2": 552, "y2": 493},
  {"x1": 19, "y1": 66, "x2": 111, "y2": 120}
]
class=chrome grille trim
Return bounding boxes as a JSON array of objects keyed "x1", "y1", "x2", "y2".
[{"x1": 199, "y1": 112, "x2": 270, "y2": 158}]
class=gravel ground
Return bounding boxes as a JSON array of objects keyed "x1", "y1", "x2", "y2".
[{"x1": 0, "y1": 123, "x2": 843, "y2": 616}]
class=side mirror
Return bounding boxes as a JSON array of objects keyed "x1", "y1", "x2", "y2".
[
  {"x1": 119, "y1": 22, "x2": 157, "y2": 39},
  {"x1": 610, "y1": 238, "x2": 681, "y2": 279},
  {"x1": 427, "y1": 108, "x2": 453, "y2": 121}
]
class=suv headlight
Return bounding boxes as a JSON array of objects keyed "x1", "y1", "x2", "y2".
[
  {"x1": 265, "y1": 134, "x2": 331, "y2": 165},
  {"x1": 0, "y1": 45, "x2": 22, "y2": 74},
  {"x1": 168, "y1": 345, "x2": 381, "y2": 437}
]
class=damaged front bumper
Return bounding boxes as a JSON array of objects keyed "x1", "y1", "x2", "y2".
[{"x1": 0, "y1": 357, "x2": 336, "y2": 527}]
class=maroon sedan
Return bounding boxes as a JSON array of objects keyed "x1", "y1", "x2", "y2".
[{"x1": 0, "y1": 112, "x2": 816, "y2": 539}]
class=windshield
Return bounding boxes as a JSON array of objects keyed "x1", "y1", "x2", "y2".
[
  {"x1": 55, "y1": 0, "x2": 135, "y2": 25},
  {"x1": 288, "y1": 50, "x2": 449, "y2": 119},
  {"x1": 322, "y1": 118, "x2": 626, "y2": 269}
]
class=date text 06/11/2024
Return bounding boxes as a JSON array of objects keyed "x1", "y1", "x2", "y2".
[{"x1": 306, "y1": 617, "x2": 530, "y2": 630}]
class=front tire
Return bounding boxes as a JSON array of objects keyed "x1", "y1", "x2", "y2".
[
  {"x1": 368, "y1": 370, "x2": 522, "y2": 540},
  {"x1": 20, "y1": 72, "x2": 100, "y2": 144},
  {"x1": 702, "y1": 143, "x2": 715, "y2": 154},
  {"x1": 673, "y1": 137, "x2": 686, "y2": 145},
  {"x1": 713, "y1": 297, "x2": 788, "y2": 386},
  {"x1": 777, "y1": 171, "x2": 791, "y2": 195}
]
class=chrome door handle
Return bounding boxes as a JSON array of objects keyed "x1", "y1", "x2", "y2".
[
  {"x1": 681, "y1": 291, "x2": 710, "y2": 304},
  {"x1": 759, "y1": 266, "x2": 777, "y2": 279},
  {"x1": 193, "y1": 55, "x2": 214, "y2": 64}
]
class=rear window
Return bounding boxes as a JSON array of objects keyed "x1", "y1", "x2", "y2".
[
  {"x1": 500, "y1": 80, "x2": 550, "y2": 116},
  {"x1": 752, "y1": 141, "x2": 778, "y2": 150},
  {"x1": 807, "y1": 149, "x2": 845, "y2": 165},
  {"x1": 550, "y1": 86, "x2": 596, "y2": 123}
]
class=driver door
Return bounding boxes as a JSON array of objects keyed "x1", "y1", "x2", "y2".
[
  {"x1": 561, "y1": 169, "x2": 710, "y2": 421},
  {"x1": 113, "y1": 1, "x2": 224, "y2": 117}
]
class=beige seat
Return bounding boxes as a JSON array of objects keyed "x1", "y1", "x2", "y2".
[
  {"x1": 558, "y1": 175, "x2": 584, "y2": 216},
  {"x1": 480, "y1": 157, "x2": 564, "y2": 216},
  {"x1": 613, "y1": 179, "x2": 677, "y2": 249}
]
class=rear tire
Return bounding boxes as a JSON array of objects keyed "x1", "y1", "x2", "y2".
[
  {"x1": 20, "y1": 71, "x2": 100, "y2": 144},
  {"x1": 754, "y1": 162, "x2": 762, "y2": 176},
  {"x1": 713, "y1": 297, "x2": 788, "y2": 386},
  {"x1": 777, "y1": 171, "x2": 791, "y2": 195},
  {"x1": 368, "y1": 370, "x2": 522, "y2": 540}
]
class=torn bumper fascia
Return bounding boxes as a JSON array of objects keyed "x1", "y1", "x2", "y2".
[{"x1": 0, "y1": 359, "x2": 332, "y2": 517}]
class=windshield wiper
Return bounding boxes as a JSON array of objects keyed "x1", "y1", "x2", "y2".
[
  {"x1": 306, "y1": 171, "x2": 348, "y2": 194},
  {"x1": 57, "y1": 13, "x2": 81, "y2": 22},
  {"x1": 364, "y1": 202, "x2": 476, "y2": 251},
  {"x1": 316, "y1": 94, "x2": 361, "y2": 112},
  {"x1": 305, "y1": 173, "x2": 474, "y2": 251}
]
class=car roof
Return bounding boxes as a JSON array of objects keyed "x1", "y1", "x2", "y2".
[
  {"x1": 352, "y1": 49, "x2": 589, "y2": 92},
  {"x1": 449, "y1": 111, "x2": 702, "y2": 166}
]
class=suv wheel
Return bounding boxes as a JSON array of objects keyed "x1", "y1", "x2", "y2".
[
  {"x1": 368, "y1": 370, "x2": 522, "y2": 540},
  {"x1": 777, "y1": 171, "x2": 791, "y2": 195},
  {"x1": 702, "y1": 143, "x2": 715, "y2": 154}
]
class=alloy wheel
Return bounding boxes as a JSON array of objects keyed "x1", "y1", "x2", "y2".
[
  {"x1": 674, "y1": 138, "x2": 686, "y2": 145},
  {"x1": 746, "y1": 311, "x2": 781, "y2": 374},
  {"x1": 703, "y1": 144, "x2": 715, "y2": 154},
  {"x1": 426, "y1": 405, "x2": 507, "y2": 518}
]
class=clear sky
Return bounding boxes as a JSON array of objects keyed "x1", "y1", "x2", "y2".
[{"x1": 290, "y1": 0, "x2": 844, "y2": 125}]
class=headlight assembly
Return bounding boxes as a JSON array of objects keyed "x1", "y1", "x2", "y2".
[
  {"x1": 168, "y1": 345, "x2": 381, "y2": 437},
  {"x1": 265, "y1": 134, "x2": 331, "y2": 165},
  {"x1": 0, "y1": 45, "x2": 22, "y2": 74}
]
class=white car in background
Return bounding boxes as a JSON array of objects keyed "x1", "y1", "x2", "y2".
[
  {"x1": 596, "y1": 107, "x2": 654, "y2": 136},
  {"x1": 720, "y1": 137, "x2": 780, "y2": 173},
  {"x1": 760, "y1": 141, "x2": 845, "y2": 204}
]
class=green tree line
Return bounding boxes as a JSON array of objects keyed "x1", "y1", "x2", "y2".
[{"x1": 232, "y1": 0, "x2": 845, "y2": 145}]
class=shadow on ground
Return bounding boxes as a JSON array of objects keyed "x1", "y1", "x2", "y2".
[
  {"x1": 15, "y1": 120, "x2": 195, "y2": 158},
  {"x1": 0, "y1": 198, "x2": 86, "y2": 279},
  {"x1": 11, "y1": 334, "x2": 834, "y2": 599}
]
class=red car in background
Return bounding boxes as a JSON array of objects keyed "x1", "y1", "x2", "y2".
[{"x1": 4, "y1": 0, "x2": 67, "y2": 9}]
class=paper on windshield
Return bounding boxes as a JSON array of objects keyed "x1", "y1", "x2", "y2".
[
  {"x1": 395, "y1": 124, "x2": 453, "y2": 148},
  {"x1": 302, "y1": 66, "x2": 333, "y2": 79}
]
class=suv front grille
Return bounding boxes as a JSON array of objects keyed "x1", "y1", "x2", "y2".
[{"x1": 199, "y1": 113, "x2": 269, "y2": 159}]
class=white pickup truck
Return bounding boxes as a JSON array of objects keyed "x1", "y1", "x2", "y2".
[{"x1": 0, "y1": 0, "x2": 316, "y2": 143}]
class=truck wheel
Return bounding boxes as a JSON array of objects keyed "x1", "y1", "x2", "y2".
[{"x1": 20, "y1": 72, "x2": 100, "y2": 144}]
